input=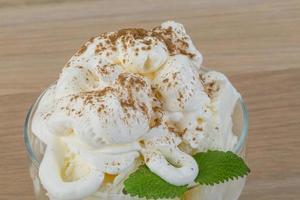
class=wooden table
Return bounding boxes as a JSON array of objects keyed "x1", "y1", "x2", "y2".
[{"x1": 1, "y1": 0, "x2": 300, "y2": 199}]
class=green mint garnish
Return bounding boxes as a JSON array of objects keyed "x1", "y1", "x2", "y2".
[
  {"x1": 124, "y1": 150, "x2": 250, "y2": 199},
  {"x1": 194, "y1": 150, "x2": 250, "y2": 185},
  {"x1": 124, "y1": 165, "x2": 188, "y2": 199}
]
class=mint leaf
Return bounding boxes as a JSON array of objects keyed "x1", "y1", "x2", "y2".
[
  {"x1": 123, "y1": 150, "x2": 250, "y2": 199},
  {"x1": 124, "y1": 165, "x2": 188, "y2": 199},
  {"x1": 194, "y1": 150, "x2": 250, "y2": 185}
]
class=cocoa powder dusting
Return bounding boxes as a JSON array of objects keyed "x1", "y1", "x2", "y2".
[{"x1": 75, "y1": 45, "x2": 87, "y2": 56}]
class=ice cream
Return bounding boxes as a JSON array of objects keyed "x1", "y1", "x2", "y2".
[{"x1": 32, "y1": 21, "x2": 241, "y2": 200}]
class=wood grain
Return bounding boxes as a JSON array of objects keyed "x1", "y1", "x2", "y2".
[{"x1": 0, "y1": 0, "x2": 300, "y2": 199}]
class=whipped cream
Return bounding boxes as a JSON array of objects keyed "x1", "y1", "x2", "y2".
[{"x1": 32, "y1": 21, "x2": 240, "y2": 200}]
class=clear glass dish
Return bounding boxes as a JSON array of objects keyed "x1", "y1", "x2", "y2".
[{"x1": 24, "y1": 87, "x2": 248, "y2": 200}]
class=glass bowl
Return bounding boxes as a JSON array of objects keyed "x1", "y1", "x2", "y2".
[{"x1": 24, "y1": 87, "x2": 248, "y2": 200}]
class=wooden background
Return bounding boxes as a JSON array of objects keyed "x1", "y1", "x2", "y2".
[{"x1": 0, "y1": 0, "x2": 300, "y2": 199}]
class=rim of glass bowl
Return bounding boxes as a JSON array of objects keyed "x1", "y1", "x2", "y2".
[{"x1": 24, "y1": 87, "x2": 249, "y2": 166}]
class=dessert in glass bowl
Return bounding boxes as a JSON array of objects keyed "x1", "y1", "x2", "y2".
[{"x1": 24, "y1": 21, "x2": 249, "y2": 200}]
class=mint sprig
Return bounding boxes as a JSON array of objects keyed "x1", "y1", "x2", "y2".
[
  {"x1": 124, "y1": 165, "x2": 188, "y2": 199},
  {"x1": 194, "y1": 150, "x2": 250, "y2": 185},
  {"x1": 123, "y1": 150, "x2": 250, "y2": 199}
]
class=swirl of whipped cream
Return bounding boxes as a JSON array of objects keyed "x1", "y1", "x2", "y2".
[
  {"x1": 61, "y1": 136, "x2": 141, "y2": 174},
  {"x1": 154, "y1": 54, "x2": 209, "y2": 112},
  {"x1": 117, "y1": 30, "x2": 168, "y2": 74},
  {"x1": 154, "y1": 21, "x2": 203, "y2": 68},
  {"x1": 142, "y1": 126, "x2": 198, "y2": 186},
  {"x1": 39, "y1": 137, "x2": 104, "y2": 200},
  {"x1": 180, "y1": 71, "x2": 240, "y2": 152}
]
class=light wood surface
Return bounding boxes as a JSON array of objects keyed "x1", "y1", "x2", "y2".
[{"x1": 1, "y1": 0, "x2": 300, "y2": 199}]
